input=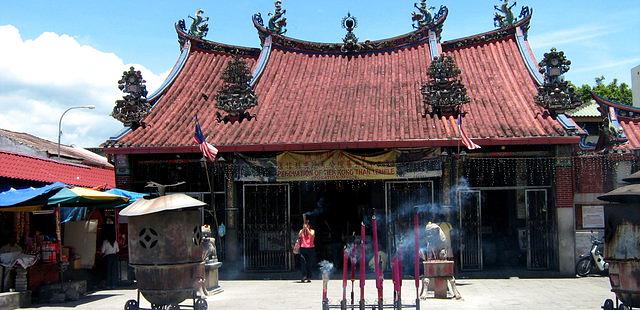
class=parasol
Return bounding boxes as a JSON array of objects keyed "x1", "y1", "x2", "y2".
[
  {"x1": 119, "y1": 193, "x2": 206, "y2": 217},
  {"x1": 622, "y1": 171, "x2": 640, "y2": 184},
  {"x1": 597, "y1": 184, "x2": 640, "y2": 204},
  {"x1": 48, "y1": 187, "x2": 129, "y2": 208}
]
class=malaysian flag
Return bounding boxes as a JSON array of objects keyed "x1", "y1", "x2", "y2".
[
  {"x1": 457, "y1": 115, "x2": 480, "y2": 150},
  {"x1": 194, "y1": 117, "x2": 218, "y2": 161}
]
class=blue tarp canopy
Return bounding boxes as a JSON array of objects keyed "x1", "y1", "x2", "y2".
[
  {"x1": 105, "y1": 188, "x2": 147, "y2": 207},
  {"x1": 0, "y1": 182, "x2": 66, "y2": 208}
]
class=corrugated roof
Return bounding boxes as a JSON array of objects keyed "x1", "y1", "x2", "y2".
[
  {"x1": 0, "y1": 150, "x2": 115, "y2": 187},
  {"x1": 108, "y1": 25, "x2": 574, "y2": 152},
  {"x1": 0, "y1": 128, "x2": 112, "y2": 168}
]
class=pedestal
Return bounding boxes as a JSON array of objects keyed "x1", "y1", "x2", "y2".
[
  {"x1": 205, "y1": 261, "x2": 223, "y2": 294},
  {"x1": 423, "y1": 260, "x2": 454, "y2": 299}
]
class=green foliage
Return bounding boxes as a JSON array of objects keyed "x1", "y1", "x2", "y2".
[{"x1": 574, "y1": 76, "x2": 633, "y2": 105}]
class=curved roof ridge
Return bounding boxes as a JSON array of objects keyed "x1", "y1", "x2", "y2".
[
  {"x1": 251, "y1": 7, "x2": 448, "y2": 54},
  {"x1": 175, "y1": 22, "x2": 261, "y2": 56},
  {"x1": 442, "y1": 10, "x2": 532, "y2": 49},
  {"x1": 592, "y1": 92, "x2": 640, "y2": 116}
]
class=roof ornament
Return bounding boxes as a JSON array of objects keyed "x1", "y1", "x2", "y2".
[
  {"x1": 111, "y1": 67, "x2": 150, "y2": 130},
  {"x1": 534, "y1": 48, "x2": 582, "y2": 113},
  {"x1": 267, "y1": 0, "x2": 287, "y2": 35},
  {"x1": 178, "y1": 9, "x2": 210, "y2": 39},
  {"x1": 412, "y1": 0, "x2": 435, "y2": 29},
  {"x1": 215, "y1": 55, "x2": 258, "y2": 124},
  {"x1": 421, "y1": 55, "x2": 470, "y2": 116},
  {"x1": 493, "y1": 0, "x2": 531, "y2": 28},
  {"x1": 341, "y1": 13, "x2": 360, "y2": 53}
]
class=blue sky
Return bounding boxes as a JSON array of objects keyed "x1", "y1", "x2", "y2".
[{"x1": 0, "y1": 1, "x2": 638, "y2": 146}]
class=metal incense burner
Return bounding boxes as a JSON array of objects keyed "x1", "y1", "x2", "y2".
[
  {"x1": 120, "y1": 194, "x2": 209, "y2": 310},
  {"x1": 598, "y1": 173, "x2": 640, "y2": 310}
]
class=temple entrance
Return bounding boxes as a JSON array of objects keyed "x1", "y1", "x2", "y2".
[
  {"x1": 292, "y1": 181, "x2": 385, "y2": 266},
  {"x1": 385, "y1": 180, "x2": 435, "y2": 255},
  {"x1": 481, "y1": 190, "x2": 525, "y2": 270},
  {"x1": 458, "y1": 188, "x2": 553, "y2": 272},
  {"x1": 243, "y1": 184, "x2": 291, "y2": 272}
]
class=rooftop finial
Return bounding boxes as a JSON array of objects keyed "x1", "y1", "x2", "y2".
[
  {"x1": 421, "y1": 56, "x2": 470, "y2": 116},
  {"x1": 215, "y1": 56, "x2": 258, "y2": 124},
  {"x1": 412, "y1": 0, "x2": 435, "y2": 29},
  {"x1": 341, "y1": 13, "x2": 360, "y2": 53},
  {"x1": 112, "y1": 67, "x2": 150, "y2": 129},
  {"x1": 268, "y1": 0, "x2": 287, "y2": 35},
  {"x1": 534, "y1": 48, "x2": 582, "y2": 113}
]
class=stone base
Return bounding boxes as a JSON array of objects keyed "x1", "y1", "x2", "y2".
[
  {"x1": 205, "y1": 262, "x2": 222, "y2": 291},
  {"x1": 0, "y1": 291, "x2": 31, "y2": 309}
]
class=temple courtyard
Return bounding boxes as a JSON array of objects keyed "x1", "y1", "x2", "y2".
[{"x1": 23, "y1": 276, "x2": 611, "y2": 310}]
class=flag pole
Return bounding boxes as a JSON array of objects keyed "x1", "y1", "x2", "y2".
[{"x1": 203, "y1": 159, "x2": 220, "y2": 233}]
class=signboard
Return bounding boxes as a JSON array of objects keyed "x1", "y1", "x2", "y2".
[
  {"x1": 277, "y1": 150, "x2": 398, "y2": 181},
  {"x1": 235, "y1": 150, "x2": 442, "y2": 182},
  {"x1": 582, "y1": 205, "x2": 605, "y2": 229}
]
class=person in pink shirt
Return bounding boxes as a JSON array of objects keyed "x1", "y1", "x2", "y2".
[{"x1": 298, "y1": 216, "x2": 316, "y2": 283}]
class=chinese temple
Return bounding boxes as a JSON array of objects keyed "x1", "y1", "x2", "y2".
[{"x1": 104, "y1": 2, "x2": 609, "y2": 276}]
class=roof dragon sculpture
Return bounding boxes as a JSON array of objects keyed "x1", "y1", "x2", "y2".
[
  {"x1": 268, "y1": 0, "x2": 287, "y2": 35},
  {"x1": 412, "y1": 0, "x2": 435, "y2": 29},
  {"x1": 493, "y1": 0, "x2": 532, "y2": 30},
  {"x1": 176, "y1": 9, "x2": 210, "y2": 39}
]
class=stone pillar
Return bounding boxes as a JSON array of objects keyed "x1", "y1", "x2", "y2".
[
  {"x1": 224, "y1": 158, "x2": 241, "y2": 271},
  {"x1": 441, "y1": 153, "x2": 452, "y2": 206},
  {"x1": 555, "y1": 145, "x2": 575, "y2": 275}
]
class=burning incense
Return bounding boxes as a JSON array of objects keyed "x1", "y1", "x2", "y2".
[
  {"x1": 350, "y1": 242, "x2": 357, "y2": 309},
  {"x1": 392, "y1": 255, "x2": 400, "y2": 297},
  {"x1": 359, "y1": 222, "x2": 366, "y2": 309},
  {"x1": 413, "y1": 207, "x2": 420, "y2": 310},
  {"x1": 319, "y1": 260, "x2": 334, "y2": 307},
  {"x1": 372, "y1": 214, "x2": 383, "y2": 306},
  {"x1": 342, "y1": 245, "x2": 348, "y2": 304}
]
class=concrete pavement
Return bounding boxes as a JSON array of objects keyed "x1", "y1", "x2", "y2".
[{"x1": 23, "y1": 276, "x2": 612, "y2": 310}]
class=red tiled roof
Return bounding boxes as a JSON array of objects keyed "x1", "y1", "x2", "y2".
[
  {"x1": 0, "y1": 151, "x2": 115, "y2": 188},
  {"x1": 617, "y1": 119, "x2": 640, "y2": 151},
  {"x1": 444, "y1": 37, "x2": 566, "y2": 140},
  {"x1": 108, "y1": 25, "x2": 574, "y2": 153},
  {"x1": 591, "y1": 93, "x2": 640, "y2": 151}
]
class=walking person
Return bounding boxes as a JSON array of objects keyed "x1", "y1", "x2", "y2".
[
  {"x1": 298, "y1": 215, "x2": 316, "y2": 283},
  {"x1": 100, "y1": 232, "x2": 119, "y2": 289}
]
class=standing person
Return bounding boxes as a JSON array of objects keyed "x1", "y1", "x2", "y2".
[
  {"x1": 100, "y1": 232, "x2": 119, "y2": 289},
  {"x1": 298, "y1": 215, "x2": 316, "y2": 283}
]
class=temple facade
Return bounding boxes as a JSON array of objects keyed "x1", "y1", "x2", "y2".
[{"x1": 103, "y1": 2, "x2": 612, "y2": 276}]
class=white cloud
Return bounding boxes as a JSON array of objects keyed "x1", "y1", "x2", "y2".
[
  {"x1": 0, "y1": 25, "x2": 169, "y2": 147},
  {"x1": 571, "y1": 57, "x2": 640, "y2": 75},
  {"x1": 528, "y1": 24, "x2": 617, "y2": 49}
]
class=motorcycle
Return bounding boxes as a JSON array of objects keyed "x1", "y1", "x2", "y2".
[{"x1": 576, "y1": 232, "x2": 608, "y2": 277}]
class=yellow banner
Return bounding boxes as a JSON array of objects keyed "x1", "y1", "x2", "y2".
[{"x1": 276, "y1": 150, "x2": 398, "y2": 181}]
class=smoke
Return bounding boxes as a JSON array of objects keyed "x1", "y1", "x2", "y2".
[
  {"x1": 304, "y1": 196, "x2": 329, "y2": 218},
  {"x1": 381, "y1": 177, "x2": 471, "y2": 269},
  {"x1": 345, "y1": 242, "x2": 359, "y2": 264},
  {"x1": 318, "y1": 260, "x2": 334, "y2": 275}
]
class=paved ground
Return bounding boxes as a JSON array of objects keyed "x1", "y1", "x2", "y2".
[{"x1": 24, "y1": 276, "x2": 612, "y2": 310}]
